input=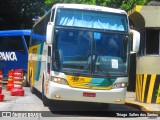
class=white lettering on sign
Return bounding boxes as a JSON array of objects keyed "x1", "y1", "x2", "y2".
[{"x1": 0, "y1": 52, "x2": 17, "y2": 61}]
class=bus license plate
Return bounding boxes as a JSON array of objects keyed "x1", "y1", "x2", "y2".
[{"x1": 83, "y1": 92, "x2": 96, "y2": 97}]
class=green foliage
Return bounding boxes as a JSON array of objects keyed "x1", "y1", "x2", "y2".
[
  {"x1": 157, "y1": 90, "x2": 160, "y2": 97},
  {"x1": 45, "y1": 0, "x2": 107, "y2": 7},
  {"x1": 0, "y1": 0, "x2": 45, "y2": 29},
  {"x1": 44, "y1": 0, "x2": 149, "y2": 11},
  {"x1": 157, "y1": 89, "x2": 160, "y2": 104},
  {"x1": 0, "y1": 0, "x2": 158, "y2": 30},
  {"x1": 45, "y1": 0, "x2": 108, "y2": 11}
]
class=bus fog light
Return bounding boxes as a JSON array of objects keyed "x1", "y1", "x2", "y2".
[
  {"x1": 115, "y1": 99, "x2": 121, "y2": 102},
  {"x1": 112, "y1": 82, "x2": 128, "y2": 89},
  {"x1": 51, "y1": 77, "x2": 68, "y2": 85},
  {"x1": 121, "y1": 83, "x2": 126, "y2": 87},
  {"x1": 55, "y1": 94, "x2": 61, "y2": 98}
]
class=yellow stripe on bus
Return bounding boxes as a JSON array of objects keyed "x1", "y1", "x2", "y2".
[{"x1": 66, "y1": 75, "x2": 113, "y2": 90}]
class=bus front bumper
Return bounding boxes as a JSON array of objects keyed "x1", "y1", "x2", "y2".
[{"x1": 48, "y1": 82, "x2": 126, "y2": 104}]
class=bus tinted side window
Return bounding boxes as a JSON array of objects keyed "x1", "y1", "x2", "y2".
[
  {"x1": 0, "y1": 36, "x2": 24, "y2": 52},
  {"x1": 31, "y1": 10, "x2": 51, "y2": 46}
]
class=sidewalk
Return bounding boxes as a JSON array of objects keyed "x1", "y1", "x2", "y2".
[{"x1": 125, "y1": 92, "x2": 160, "y2": 114}]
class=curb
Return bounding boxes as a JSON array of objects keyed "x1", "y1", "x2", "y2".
[{"x1": 125, "y1": 100, "x2": 160, "y2": 115}]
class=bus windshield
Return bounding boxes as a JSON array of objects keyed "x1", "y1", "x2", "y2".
[
  {"x1": 53, "y1": 8, "x2": 129, "y2": 77},
  {"x1": 53, "y1": 29, "x2": 129, "y2": 77},
  {"x1": 56, "y1": 8, "x2": 128, "y2": 32}
]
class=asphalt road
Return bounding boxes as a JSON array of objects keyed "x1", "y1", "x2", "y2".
[{"x1": 0, "y1": 87, "x2": 159, "y2": 120}]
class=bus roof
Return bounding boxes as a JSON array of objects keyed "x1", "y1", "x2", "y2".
[
  {"x1": 52, "y1": 3, "x2": 127, "y2": 15},
  {"x1": 0, "y1": 29, "x2": 31, "y2": 37}
]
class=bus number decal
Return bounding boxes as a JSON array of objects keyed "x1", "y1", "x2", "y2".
[{"x1": 71, "y1": 76, "x2": 84, "y2": 82}]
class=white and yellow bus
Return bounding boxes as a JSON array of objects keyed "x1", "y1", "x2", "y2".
[{"x1": 28, "y1": 3, "x2": 140, "y2": 106}]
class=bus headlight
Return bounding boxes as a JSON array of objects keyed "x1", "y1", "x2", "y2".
[
  {"x1": 51, "y1": 77, "x2": 68, "y2": 85},
  {"x1": 112, "y1": 82, "x2": 128, "y2": 89}
]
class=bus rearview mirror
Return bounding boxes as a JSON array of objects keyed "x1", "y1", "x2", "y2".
[
  {"x1": 46, "y1": 22, "x2": 54, "y2": 44},
  {"x1": 130, "y1": 29, "x2": 140, "y2": 53}
]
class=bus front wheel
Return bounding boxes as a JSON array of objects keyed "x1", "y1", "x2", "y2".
[{"x1": 23, "y1": 72, "x2": 30, "y2": 87}]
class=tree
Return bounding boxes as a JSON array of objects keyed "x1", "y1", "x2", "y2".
[
  {"x1": 45, "y1": 0, "x2": 107, "y2": 9},
  {"x1": 0, "y1": 0, "x2": 45, "y2": 30},
  {"x1": 45, "y1": 0, "x2": 158, "y2": 11},
  {"x1": 0, "y1": 0, "x2": 157, "y2": 30}
]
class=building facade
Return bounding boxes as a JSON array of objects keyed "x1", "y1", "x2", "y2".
[{"x1": 129, "y1": 2, "x2": 160, "y2": 103}]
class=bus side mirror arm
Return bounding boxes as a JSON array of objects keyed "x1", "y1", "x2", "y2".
[
  {"x1": 130, "y1": 29, "x2": 140, "y2": 53},
  {"x1": 46, "y1": 22, "x2": 54, "y2": 44}
]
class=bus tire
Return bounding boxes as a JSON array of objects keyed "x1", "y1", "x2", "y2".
[
  {"x1": 30, "y1": 85, "x2": 35, "y2": 94},
  {"x1": 42, "y1": 77, "x2": 50, "y2": 106},
  {"x1": 42, "y1": 92, "x2": 50, "y2": 106},
  {"x1": 23, "y1": 72, "x2": 30, "y2": 87},
  {"x1": 29, "y1": 73, "x2": 35, "y2": 94}
]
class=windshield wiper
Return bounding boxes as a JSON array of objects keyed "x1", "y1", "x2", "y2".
[
  {"x1": 72, "y1": 50, "x2": 91, "y2": 76},
  {"x1": 98, "y1": 57, "x2": 113, "y2": 85}
]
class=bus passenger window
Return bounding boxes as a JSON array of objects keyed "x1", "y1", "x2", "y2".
[{"x1": 0, "y1": 36, "x2": 24, "y2": 52}]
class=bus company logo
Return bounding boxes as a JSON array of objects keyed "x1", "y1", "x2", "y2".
[{"x1": 0, "y1": 52, "x2": 17, "y2": 61}]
